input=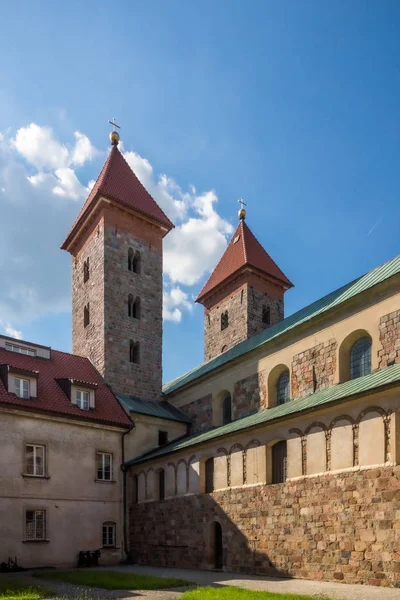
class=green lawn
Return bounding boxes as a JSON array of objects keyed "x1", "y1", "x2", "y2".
[
  {"x1": 33, "y1": 569, "x2": 192, "y2": 590},
  {"x1": 0, "y1": 579, "x2": 50, "y2": 600},
  {"x1": 181, "y1": 587, "x2": 330, "y2": 600}
]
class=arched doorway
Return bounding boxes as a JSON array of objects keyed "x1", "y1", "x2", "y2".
[{"x1": 213, "y1": 521, "x2": 223, "y2": 569}]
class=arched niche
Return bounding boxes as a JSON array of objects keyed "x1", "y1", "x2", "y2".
[
  {"x1": 330, "y1": 417, "x2": 354, "y2": 470},
  {"x1": 188, "y1": 456, "x2": 200, "y2": 493},
  {"x1": 137, "y1": 471, "x2": 146, "y2": 503},
  {"x1": 358, "y1": 409, "x2": 385, "y2": 466},
  {"x1": 306, "y1": 424, "x2": 327, "y2": 474},
  {"x1": 213, "y1": 389, "x2": 232, "y2": 426},
  {"x1": 268, "y1": 364, "x2": 291, "y2": 407},
  {"x1": 214, "y1": 449, "x2": 228, "y2": 490},
  {"x1": 287, "y1": 429, "x2": 303, "y2": 478},
  {"x1": 176, "y1": 460, "x2": 187, "y2": 495},
  {"x1": 229, "y1": 444, "x2": 244, "y2": 487},
  {"x1": 245, "y1": 441, "x2": 266, "y2": 485},
  {"x1": 338, "y1": 329, "x2": 372, "y2": 383},
  {"x1": 166, "y1": 463, "x2": 176, "y2": 497}
]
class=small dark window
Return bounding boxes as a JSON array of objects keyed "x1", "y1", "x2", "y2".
[
  {"x1": 350, "y1": 337, "x2": 372, "y2": 380},
  {"x1": 84, "y1": 304, "x2": 90, "y2": 328},
  {"x1": 129, "y1": 340, "x2": 140, "y2": 364},
  {"x1": 158, "y1": 469, "x2": 165, "y2": 500},
  {"x1": 128, "y1": 248, "x2": 133, "y2": 271},
  {"x1": 83, "y1": 258, "x2": 89, "y2": 283},
  {"x1": 272, "y1": 440, "x2": 287, "y2": 484},
  {"x1": 132, "y1": 251, "x2": 141, "y2": 274},
  {"x1": 221, "y1": 311, "x2": 229, "y2": 331},
  {"x1": 277, "y1": 371, "x2": 290, "y2": 405},
  {"x1": 221, "y1": 345, "x2": 227, "y2": 353},
  {"x1": 262, "y1": 306, "x2": 271, "y2": 326},
  {"x1": 222, "y1": 394, "x2": 232, "y2": 425},
  {"x1": 205, "y1": 457, "x2": 214, "y2": 493},
  {"x1": 128, "y1": 294, "x2": 133, "y2": 317},
  {"x1": 133, "y1": 474, "x2": 138, "y2": 504},
  {"x1": 158, "y1": 431, "x2": 168, "y2": 446},
  {"x1": 132, "y1": 297, "x2": 140, "y2": 319}
]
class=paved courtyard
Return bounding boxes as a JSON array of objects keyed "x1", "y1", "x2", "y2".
[{"x1": 105, "y1": 565, "x2": 400, "y2": 600}]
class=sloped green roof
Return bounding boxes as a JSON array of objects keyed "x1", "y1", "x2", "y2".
[
  {"x1": 127, "y1": 363, "x2": 400, "y2": 466},
  {"x1": 163, "y1": 254, "x2": 400, "y2": 396},
  {"x1": 117, "y1": 395, "x2": 191, "y2": 423}
]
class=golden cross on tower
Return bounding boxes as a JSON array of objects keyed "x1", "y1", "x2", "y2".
[
  {"x1": 108, "y1": 117, "x2": 121, "y2": 146},
  {"x1": 238, "y1": 197, "x2": 247, "y2": 220}
]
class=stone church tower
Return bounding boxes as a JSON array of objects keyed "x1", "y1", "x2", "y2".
[
  {"x1": 196, "y1": 208, "x2": 293, "y2": 361},
  {"x1": 62, "y1": 129, "x2": 174, "y2": 399}
]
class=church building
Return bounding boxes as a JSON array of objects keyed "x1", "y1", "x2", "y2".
[{"x1": 1, "y1": 126, "x2": 400, "y2": 587}]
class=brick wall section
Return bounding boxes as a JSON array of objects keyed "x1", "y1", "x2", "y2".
[
  {"x1": 233, "y1": 371, "x2": 267, "y2": 419},
  {"x1": 178, "y1": 394, "x2": 213, "y2": 433},
  {"x1": 204, "y1": 284, "x2": 283, "y2": 362},
  {"x1": 130, "y1": 466, "x2": 400, "y2": 587},
  {"x1": 72, "y1": 207, "x2": 164, "y2": 400},
  {"x1": 292, "y1": 339, "x2": 337, "y2": 398},
  {"x1": 379, "y1": 310, "x2": 400, "y2": 368}
]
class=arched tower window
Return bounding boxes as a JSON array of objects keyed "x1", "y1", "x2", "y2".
[
  {"x1": 129, "y1": 340, "x2": 140, "y2": 364},
  {"x1": 277, "y1": 370, "x2": 290, "y2": 405},
  {"x1": 221, "y1": 311, "x2": 229, "y2": 331},
  {"x1": 350, "y1": 337, "x2": 372, "y2": 380},
  {"x1": 222, "y1": 393, "x2": 232, "y2": 425},
  {"x1": 83, "y1": 257, "x2": 89, "y2": 283},
  {"x1": 84, "y1": 304, "x2": 90, "y2": 328},
  {"x1": 132, "y1": 297, "x2": 141, "y2": 319},
  {"x1": 262, "y1": 306, "x2": 271, "y2": 326},
  {"x1": 205, "y1": 457, "x2": 214, "y2": 493},
  {"x1": 128, "y1": 248, "x2": 133, "y2": 271},
  {"x1": 133, "y1": 251, "x2": 141, "y2": 274},
  {"x1": 272, "y1": 440, "x2": 287, "y2": 484},
  {"x1": 128, "y1": 294, "x2": 133, "y2": 317}
]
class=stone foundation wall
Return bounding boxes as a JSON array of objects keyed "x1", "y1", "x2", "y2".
[
  {"x1": 130, "y1": 466, "x2": 400, "y2": 587},
  {"x1": 233, "y1": 372, "x2": 267, "y2": 419},
  {"x1": 379, "y1": 310, "x2": 400, "y2": 368},
  {"x1": 292, "y1": 339, "x2": 337, "y2": 398}
]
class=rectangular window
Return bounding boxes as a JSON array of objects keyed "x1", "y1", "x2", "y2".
[
  {"x1": 158, "y1": 431, "x2": 168, "y2": 446},
  {"x1": 26, "y1": 510, "x2": 46, "y2": 540},
  {"x1": 96, "y1": 452, "x2": 112, "y2": 481},
  {"x1": 25, "y1": 444, "x2": 45, "y2": 476},
  {"x1": 15, "y1": 377, "x2": 30, "y2": 399},
  {"x1": 76, "y1": 390, "x2": 90, "y2": 411},
  {"x1": 6, "y1": 343, "x2": 36, "y2": 357},
  {"x1": 102, "y1": 522, "x2": 116, "y2": 547}
]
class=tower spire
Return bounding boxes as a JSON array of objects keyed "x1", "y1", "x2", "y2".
[
  {"x1": 108, "y1": 117, "x2": 121, "y2": 146},
  {"x1": 238, "y1": 197, "x2": 247, "y2": 220}
]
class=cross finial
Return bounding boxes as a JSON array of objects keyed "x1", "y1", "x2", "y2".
[
  {"x1": 108, "y1": 117, "x2": 121, "y2": 146},
  {"x1": 238, "y1": 197, "x2": 247, "y2": 220}
]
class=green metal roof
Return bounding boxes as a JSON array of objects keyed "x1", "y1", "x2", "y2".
[
  {"x1": 163, "y1": 254, "x2": 400, "y2": 396},
  {"x1": 117, "y1": 395, "x2": 191, "y2": 423},
  {"x1": 127, "y1": 363, "x2": 400, "y2": 466}
]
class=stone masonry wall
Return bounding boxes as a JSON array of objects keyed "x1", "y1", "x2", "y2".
[
  {"x1": 204, "y1": 284, "x2": 284, "y2": 362},
  {"x1": 233, "y1": 371, "x2": 267, "y2": 419},
  {"x1": 379, "y1": 310, "x2": 400, "y2": 368},
  {"x1": 178, "y1": 394, "x2": 213, "y2": 434},
  {"x1": 292, "y1": 339, "x2": 337, "y2": 399},
  {"x1": 130, "y1": 466, "x2": 400, "y2": 587}
]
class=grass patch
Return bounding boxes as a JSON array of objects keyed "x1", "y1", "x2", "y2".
[
  {"x1": 0, "y1": 579, "x2": 51, "y2": 600},
  {"x1": 33, "y1": 570, "x2": 192, "y2": 590},
  {"x1": 181, "y1": 587, "x2": 330, "y2": 600}
]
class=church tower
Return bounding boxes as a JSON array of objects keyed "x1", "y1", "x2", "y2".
[
  {"x1": 196, "y1": 206, "x2": 293, "y2": 361},
  {"x1": 62, "y1": 126, "x2": 173, "y2": 399}
]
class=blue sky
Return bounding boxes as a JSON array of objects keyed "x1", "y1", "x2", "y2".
[{"x1": 0, "y1": 1, "x2": 399, "y2": 383}]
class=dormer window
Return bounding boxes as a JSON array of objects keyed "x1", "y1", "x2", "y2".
[
  {"x1": 76, "y1": 389, "x2": 90, "y2": 411},
  {"x1": 15, "y1": 377, "x2": 30, "y2": 399},
  {"x1": 5, "y1": 343, "x2": 36, "y2": 357}
]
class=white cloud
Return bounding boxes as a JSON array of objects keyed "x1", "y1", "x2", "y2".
[
  {"x1": 0, "y1": 124, "x2": 232, "y2": 333},
  {"x1": 0, "y1": 320, "x2": 22, "y2": 340}
]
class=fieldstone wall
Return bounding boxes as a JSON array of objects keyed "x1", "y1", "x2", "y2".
[
  {"x1": 292, "y1": 339, "x2": 337, "y2": 398},
  {"x1": 379, "y1": 310, "x2": 400, "y2": 368},
  {"x1": 178, "y1": 394, "x2": 213, "y2": 433},
  {"x1": 247, "y1": 287, "x2": 283, "y2": 338},
  {"x1": 233, "y1": 371, "x2": 267, "y2": 419},
  {"x1": 130, "y1": 465, "x2": 400, "y2": 587}
]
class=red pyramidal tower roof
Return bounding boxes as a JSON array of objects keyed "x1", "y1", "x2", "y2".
[
  {"x1": 196, "y1": 218, "x2": 293, "y2": 303},
  {"x1": 62, "y1": 145, "x2": 174, "y2": 250}
]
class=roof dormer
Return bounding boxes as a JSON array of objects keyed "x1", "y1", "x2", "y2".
[
  {"x1": 0, "y1": 364, "x2": 39, "y2": 399},
  {"x1": 56, "y1": 378, "x2": 98, "y2": 411},
  {"x1": 0, "y1": 335, "x2": 51, "y2": 360}
]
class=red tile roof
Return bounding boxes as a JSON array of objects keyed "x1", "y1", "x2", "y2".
[
  {"x1": 196, "y1": 219, "x2": 293, "y2": 302},
  {"x1": 62, "y1": 146, "x2": 174, "y2": 250},
  {"x1": 0, "y1": 343, "x2": 132, "y2": 428}
]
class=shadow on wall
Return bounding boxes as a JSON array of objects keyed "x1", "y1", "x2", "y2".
[{"x1": 129, "y1": 491, "x2": 288, "y2": 578}]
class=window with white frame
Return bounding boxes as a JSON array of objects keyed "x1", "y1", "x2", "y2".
[
  {"x1": 25, "y1": 509, "x2": 46, "y2": 540},
  {"x1": 76, "y1": 389, "x2": 90, "y2": 410},
  {"x1": 102, "y1": 522, "x2": 116, "y2": 547},
  {"x1": 25, "y1": 444, "x2": 45, "y2": 476},
  {"x1": 96, "y1": 452, "x2": 112, "y2": 481},
  {"x1": 6, "y1": 343, "x2": 36, "y2": 357},
  {"x1": 15, "y1": 377, "x2": 30, "y2": 399}
]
